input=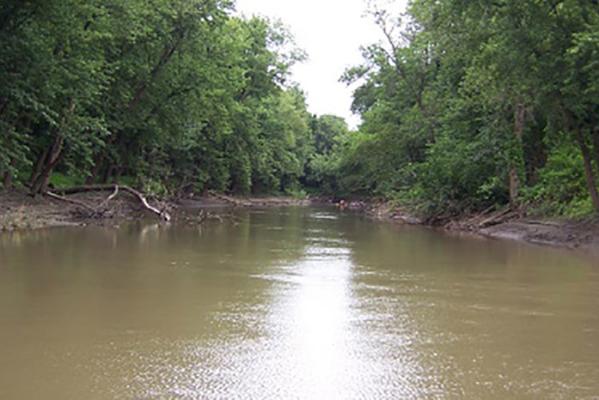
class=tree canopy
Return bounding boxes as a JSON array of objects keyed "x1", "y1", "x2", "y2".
[
  {"x1": 1, "y1": 0, "x2": 598, "y2": 219},
  {"x1": 322, "y1": 0, "x2": 599, "y2": 218},
  {"x1": 0, "y1": 0, "x2": 316, "y2": 196}
]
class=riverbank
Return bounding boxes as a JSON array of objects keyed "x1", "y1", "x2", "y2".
[
  {"x1": 0, "y1": 189, "x2": 157, "y2": 231},
  {"x1": 352, "y1": 199, "x2": 599, "y2": 251},
  {"x1": 3, "y1": 189, "x2": 599, "y2": 252},
  {"x1": 0, "y1": 189, "x2": 309, "y2": 232}
]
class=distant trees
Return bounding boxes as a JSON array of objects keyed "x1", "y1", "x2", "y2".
[{"x1": 303, "y1": 114, "x2": 350, "y2": 193}]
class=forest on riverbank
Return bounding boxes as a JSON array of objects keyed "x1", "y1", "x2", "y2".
[
  {"x1": 1, "y1": 0, "x2": 598, "y2": 221},
  {"x1": 0, "y1": 0, "x2": 322, "y2": 198},
  {"x1": 316, "y1": 0, "x2": 599, "y2": 219}
]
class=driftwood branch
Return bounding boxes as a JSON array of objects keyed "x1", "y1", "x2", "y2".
[
  {"x1": 96, "y1": 184, "x2": 120, "y2": 210},
  {"x1": 478, "y1": 208, "x2": 516, "y2": 228},
  {"x1": 44, "y1": 191, "x2": 95, "y2": 211},
  {"x1": 123, "y1": 186, "x2": 170, "y2": 222},
  {"x1": 52, "y1": 184, "x2": 171, "y2": 221}
]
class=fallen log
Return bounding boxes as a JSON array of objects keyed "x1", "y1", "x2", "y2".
[{"x1": 52, "y1": 184, "x2": 171, "y2": 221}]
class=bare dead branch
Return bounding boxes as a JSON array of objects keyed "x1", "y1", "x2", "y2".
[
  {"x1": 44, "y1": 191, "x2": 95, "y2": 211},
  {"x1": 52, "y1": 184, "x2": 171, "y2": 221}
]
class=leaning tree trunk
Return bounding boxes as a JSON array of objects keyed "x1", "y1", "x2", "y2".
[
  {"x1": 29, "y1": 100, "x2": 75, "y2": 195},
  {"x1": 575, "y1": 128, "x2": 599, "y2": 212},
  {"x1": 30, "y1": 135, "x2": 64, "y2": 195},
  {"x1": 29, "y1": 145, "x2": 50, "y2": 185}
]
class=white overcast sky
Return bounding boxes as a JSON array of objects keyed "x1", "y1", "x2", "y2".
[{"x1": 234, "y1": 0, "x2": 408, "y2": 129}]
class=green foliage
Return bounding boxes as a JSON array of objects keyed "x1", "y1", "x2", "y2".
[
  {"x1": 284, "y1": 187, "x2": 308, "y2": 200},
  {"x1": 0, "y1": 0, "x2": 315, "y2": 197},
  {"x1": 141, "y1": 178, "x2": 170, "y2": 198},
  {"x1": 2, "y1": 0, "x2": 597, "y2": 220},
  {"x1": 48, "y1": 173, "x2": 84, "y2": 188},
  {"x1": 305, "y1": 115, "x2": 351, "y2": 193},
  {"x1": 331, "y1": 0, "x2": 599, "y2": 218},
  {"x1": 523, "y1": 141, "x2": 595, "y2": 218}
]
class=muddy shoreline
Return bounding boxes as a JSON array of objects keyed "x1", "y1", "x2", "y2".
[
  {"x1": 2, "y1": 189, "x2": 599, "y2": 252},
  {"x1": 352, "y1": 199, "x2": 599, "y2": 252},
  {"x1": 0, "y1": 189, "x2": 160, "y2": 231},
  {"x1": 0, "y1": 189, "x2": 310, "y2": 232}
]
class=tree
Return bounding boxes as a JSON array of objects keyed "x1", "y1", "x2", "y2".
[{"x1": 337, "y1": 0, "x2": 599, "y2": 217}]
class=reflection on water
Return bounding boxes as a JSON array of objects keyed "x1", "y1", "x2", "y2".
[{"x1": 1, "y1": 207, "x2": 599, "y2": 399}]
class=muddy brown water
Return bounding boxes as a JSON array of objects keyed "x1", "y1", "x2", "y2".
[{"x1": 1, "y1": 207, "x2": 598, "y2": 399}]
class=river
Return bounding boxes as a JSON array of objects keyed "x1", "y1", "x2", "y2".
[{"x1": 1, "y1": 207, "x2": 598, "y2": 399}]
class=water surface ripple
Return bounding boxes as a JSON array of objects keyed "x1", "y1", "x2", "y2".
[{"x1": 1, "y1": 207, "x2": 598, "y2": 399}]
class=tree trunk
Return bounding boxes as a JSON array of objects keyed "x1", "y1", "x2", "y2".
[
  {"x1": 1, "y1": 138, "x2": 17, "y2": 189},
  {"x1": 575, "y1": 128, "x2": 599, "y2": 212},
  {"x1": 85, "y1": 151, "x2": 105, "y2": 184},
  {"x1": 29, "y1": 145, "x2": 50, "y2": 185},
  {"x1": 100, "y1": 163, "x2": 114, "y2": 184},
  {"x1": 2, "y1": 170, "x2": 11, "y2": 189},
  {"x1": 127, "y1": 31, "x2": 184, "y2": 112},
  {"x1": 509, "y1": 104, "x2": 527, "y2": 207},
  {"x1": 86, "y1": 133, "x2": 118, "y2": 184},
  {"x1": 112, "y1": 166, "x2": 122, "y2": 183},
  {"x1": 30, "y1": 135, "x2": 64, "y2": 195},
  {"x1": 2, "y1": 157, "x2": 16, "y2": 189},
  {"x1": 509, "y1": 167, "x2": 520, "y2": 206},
  {"x1": 29, "y1": 100, "x2": 75, "y2": 195},
  {"x1": 523, "y1": 121, "x2": 547, "y2": 186}
]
